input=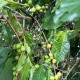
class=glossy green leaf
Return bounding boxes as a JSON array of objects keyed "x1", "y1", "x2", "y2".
[
  {"x1": 25, "y1": 43, "x2": 31, "y2": 55},
  {"x1": 7, "y1": 11, "x2": 20, "y2": 32},
  {"x1": 46, "y1": 68, "x2": 53, "y2": 80},
  {"x1": 0, "y1": 1, "x2": 8, "y2": 8},
  {"x1": 16, "y1": 53, "x2": 26, "y2": 71},
  {"x1": 32, "y1": 65, "x2": 46, "y2": 80},
  {"x1": 0, "y1": 46, "x2": 10, "y2": 65},
  {"x1": 21, "y1": 57, "x2": 32, "y2": 80},
  {"x1": 0, "y1": 63, "x2": 4, "y2": 73},
  {"x1": 53, "y1": 0, "x2": 80, "y2": 28},
  {"x1": 52, "y1": 31, "x2": 70, "y2": 63},
  {"x1": 0, "y1": 58, "x2": 13, "y2": 80},
  {"x1": 42, "y1": 0, "x2": 80, "y2": 30},
  {"x1": 24, "y1": 31, "x2": 33, "y2": 47},
  {"x1": 2, "y1": 25, "x2": 14, "y2": 43}
]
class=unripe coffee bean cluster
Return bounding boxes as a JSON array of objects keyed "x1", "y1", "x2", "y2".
[
  {"x1": 12, "y1": 43, "x2": 26, "y2": 53},
  {"x1": 50, "y1": 72, "x2": 62, "y2": 80},
  {"x1": 25, "y1": 0, "x2": 49, "y2": 13},
  {"x1": 12, "y1": 43, "x2": 26, "y2": 60},
  {"x1": 44, "y1": 52, "x2": 57, "y2": 64}
]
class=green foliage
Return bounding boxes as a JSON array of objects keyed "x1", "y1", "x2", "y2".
[
  {"x1": 7, "y1": 11, "x2": 20, "y2": 32},
  {"x1": 52, "y1": 31, "x2": 70, "y2": 63},
  {"x1": 0, "y1": 58, "x2": 13, "y2": 80},
  {"x1": 32, "y1": 65, "x2": 46, "y2": 80},
  {"x1": 0, "y1": 47, "x2": 11, "y2": 65},
  {"x1": 0, "y1": 0, "x2": 80, "y2": 80},
  {"x1": 0, "y1": 1, "x2": 8, "y2": 8},
  {"x1": 42, "y1": 0, "x2": 80, "y2": 30},
  {"x1": 21, "y1": 57, "x2": 32, "y2": 80}
]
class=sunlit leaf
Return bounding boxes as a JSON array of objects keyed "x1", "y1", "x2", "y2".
[
  {"x1": 0, "y1": 47, "x2": 11, "y2": 65},
  {"x1": 52, "y1": 31, "x2": 70, "y2": 63},
  {"x1": 0, "y1": 1, "x2": 8, "y2": 8},
  {"x1": 7, "y1": 11, "x2": 20, "y2": 32},
  {"x1": 16, "y1": 53, "x2": 26, "y2": 71},
  {"x1": 32, "y1": 65, "x2": 46, "y2": 80},
  {"x1": 0, "y1": 58, "x2": 13, "y2": 80},
  {"x1": 21, "y1": 57, "x2": 32, "y2": 80}
]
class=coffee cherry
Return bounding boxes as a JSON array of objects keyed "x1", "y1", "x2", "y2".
[
  {"x1": 45, "y1": 59, "x2": 49, "y2": 63},
  {"x1": 47, "y1": 44, "x2": 51, "y2": 49},
  {"x1": 54, "y1": 75, "x2": 59, "y2": 80},
  {"x1": 50, "y1": 56, "x2": 53, "y2": 60},
  {"x1": 16, "y1": 43, "x2": 22, "y2": 49},
  {"x1": 50, "y1": 76, "x2": 55, "y2": 80},
  {"x1": 44, "y1": 55, "x2": 49, "y2": 59},
  {"x1": 42, "y1": 44, "x2": 46, "y2": 48},
  {"x1": 57, "y1": 72, "x2": 62, "y2": 77},
  {"x1": 47, "y1": 58, "x2": 51, "y2": 62},
  {"x1": 13, "y1": 71, "x2": 16, "y2": 76},
  {"x1": 12, "y1": 44, "x2": 17, "y2": 49},
  {"x1": 49, "y1": 52, "x2": 53, "y2": 57},
  {"x1": 35, "y1": 64, "x2": 39, "y2": 69},
  {"x1": 31, "y1": 7, "x2": 36, "y2": 13},
  {"x1": 12, "y1": 67, "x2": 16, "y2": 70},
  {"x1": 44, "y1": 10, "x2": 47, "y2": 13},
  {"x1": 17, "y1": 33, "x2": 22, "y2": 37},
  {"x1": 17, "y1": 49, "x2": 22, "y2": 53},
  {"x1": 45, "y1": 5, "x2": 48, "y2": 9},
  {"x1": 42, "y1": 6, "x2": 45, "y2": 9},
  {"x1": 15, "y1": 56, "x2": 19, "y2": 60},
  {"x1": 52, "y1": 59, "x2": 57, "y2": 64},
  {"x1": 36, "y1": 5, "x2": 41, "y2": 11},
  {"x1": 39, "y1": 9, "x2": 43, "y2": 12},
  {"x1": 28, "y1": 0, "x2": 32, "y2": 5},
  {"x1": 41, "y1": 42, "x2": 45, "y2": 45},
  {"x1": 21, "y1": 45, "x2": 26, "y2": 52},
  {"x1": 50, "y1": 41, "x2": 53, "y2": 45}
]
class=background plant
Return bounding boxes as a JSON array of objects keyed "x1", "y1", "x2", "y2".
[{"x1": 0, "y1": 0, "x2": 80, "y2": 80}]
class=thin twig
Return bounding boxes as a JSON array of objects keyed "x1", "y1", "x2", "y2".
[
  {"x1": 71, "y1": 72, "x2": 80, "y2": 80},
  {"x1": 0, "y1": 15, "x2": 31, "y2": 20},
  {"x1": 63, "y1": 58, "x2": 80, "y2": 80},
  {"x1": 4, "y1": 17, "x2": 22, "y2": 43},
  {"x1": 5, "y1": 6, "x2": 31, "y2": 21}
]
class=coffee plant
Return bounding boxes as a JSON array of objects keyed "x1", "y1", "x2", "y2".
[{"x1": 0, "y1": 0, "x2": 80, "y2": 80}]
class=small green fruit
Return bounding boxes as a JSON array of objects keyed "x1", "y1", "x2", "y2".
[
  {"x1": 45, "y1": 59, "x2": 49, "y2": 63},
  {"x1": 28, "y1": 0, "x2": 32, "y2": 5},
  {"x1": 16, "y1": 43, "x2": 22, "y2": 49},
  {"x1": 36, "y1": 5, "x2": 41, "y2": 10},
  {"x1": 44, "y1": 55, "x2": 49, "y2": 59},
  {"x1": 49, "y1": 52, "x2": 53, "y2": 57},
  {"x1": 13, "y1": 71, "x2": 16, "y2": 76},
  {"x1": 42, "y1": 44, "x2": 46, "y2": 48},
  {"x1": 47, "y1": 58, "x2": 51, "y2": 62},
  {"x1": 31, "y1": 7, "x2": 36, "y2": 13},
  {"x1": 50, "y1": 76, "x2": 55, "y2": 80},
  {"x1": 21, "y1": 45, "x2": 26, "y2": 51},
  {"x1": 45, "y1": 5, "x2": 48, "y2": 9},
  {"x1": 54, "y1": 75, "x2": 59, "y2": 80},
  {"x1": 12, "y1": 67, "x2": 16, "y2": 70},
  {"x1": 15, "y1": 56, "x2": 19, "y2": 60},
  {"x1": 57, "y1": 72, "x2": 62, "y2": 77},
  {"x1": 41, "y1": 42, "x2": 45, "y2": 45},
  {"x1": 50, "y1": 41, "x2": 53, "y2": 45},
  {"x1": 17, "y1": 49, "x2": 22, "y2": 53},
  {"x1": 12, "y1": 44, "x2": 17, "y2": 49},
  {"x1": 52, "y1": 59, "x2": 57, "y2": 64},
  {"x1": 35, "y1": 64, "x2": 39, "y2": 68},
  {"x1": 42, "y1": 6, "x2": 45, "y2": 9},
  {"x1": 39, "y1": 9, "x2": 43, "y2": 12}
]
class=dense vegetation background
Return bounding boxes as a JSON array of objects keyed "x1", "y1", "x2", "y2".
[{"x1": 0, "y1": 0, "x2": 80, "y2": 80}]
